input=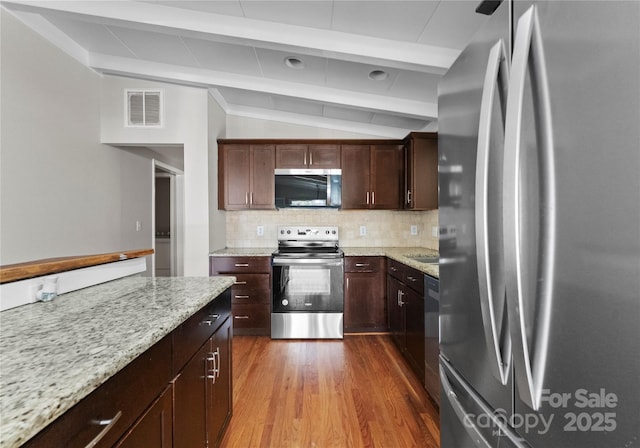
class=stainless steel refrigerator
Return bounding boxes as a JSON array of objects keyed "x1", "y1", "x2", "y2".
[{"x1": 438, "y1": 1, "x2": 640, "y2": 447}]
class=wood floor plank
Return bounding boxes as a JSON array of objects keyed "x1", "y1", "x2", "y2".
[{"x1": 220, "y1": 335, "x2": 440, "y2": 448}]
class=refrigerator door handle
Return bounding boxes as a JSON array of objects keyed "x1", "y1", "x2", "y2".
[
  {"x1": 475, "y1": 39, "x2": 512, "y2": 387},
  {"x1": 503, "y1": 5, "x2": 557, "y2": 411}
]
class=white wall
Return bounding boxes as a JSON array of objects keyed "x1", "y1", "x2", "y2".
[
  {"x1": 101, "y1": 76, "x2": 210, "y2": 276},
  {"x1": 0, "y1": 10, "x2": 151, "y2": 266},
  {"x1": 208, "y1": 94, "x2": 227, "y2": 252}
]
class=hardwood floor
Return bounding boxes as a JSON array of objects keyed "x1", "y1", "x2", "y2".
[{"x1": 220, "y1": 335, "x2": 440, "y2": 448}]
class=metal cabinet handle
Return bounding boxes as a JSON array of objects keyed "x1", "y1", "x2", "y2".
[
  {"x1": 371, "y1": 191, "x2": 375, "y2": 205},
  {"x1": 390, "y1": 266, "x2": 398, "y2": 272},
  {"x1": 309, "y1": 152, "x2": 313, "y2": 165},
  {"x1": 234, "y1": 263, "x2": 249, "y2": 267},
  {"x1": 234, "y1": 295, "x2": 250, "y2": 299},
  {"x1": 354, "y1": 263, "x2": 369, "y2": 267},
  {"x1": 234, "y1": 281, "x2": 247, "y2": 285},
  {"x1": 406, "y1": 189, "x2": 412, "y2": 205},
  {"x1": 406, "y1": 276, "x2": 417, "y2": 282},
  {"x1": 86, "y1": 411, "x2": 122, "y2": 448},
  {"x1": 245, "y1": 192, "x2": 249, "y2": 205},
  {"x1": 397, "y1": 289, "x2": 405, "y2": 306},
  {"x1": 504, "y1": 5, "x2": 556, "y2": 411},
  {"x1": 234, "y1": 315, "x2": 250, "y2": 319},
  {"x1": 304, "y1": 152, "x2": 307, "y2": 165},
  {"x1": 250, "y1": 192, "x2": 254, "y2": 205},
  {"x1": 366, "y1": 191, "x2": 370, "y2": 205}
]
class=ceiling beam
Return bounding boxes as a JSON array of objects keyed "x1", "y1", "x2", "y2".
[{"x1": 4, "y1": 1, "x2": 458, "y2": 74}]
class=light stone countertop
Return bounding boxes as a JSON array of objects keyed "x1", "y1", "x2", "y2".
[
  {"x1": 0, "y1": 276, "x2": 235, "y2": 448},
  {"x1": 209, "y1": 247, "x2": 439, "y2": 278}
]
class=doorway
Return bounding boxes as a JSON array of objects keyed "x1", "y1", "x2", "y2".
[{"x1": 153, "y1": 160, "x2": 184, "y2": 277}]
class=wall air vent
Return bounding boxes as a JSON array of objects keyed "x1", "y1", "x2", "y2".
[{"x1": 126, "y1": 89, "x2": 163, "y2": 127}]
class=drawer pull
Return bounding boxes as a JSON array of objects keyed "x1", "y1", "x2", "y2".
[
  {"x1": 234, "y1": 315, "x2": 250, "y2": 319},
  {"x1": 235, "y1": 295, "x2": 250, "y2": 299},
  {"x1": 234, "y1": 263, "x2": 249, "y2": 267},
  {"x1": 234, "y1": 281, "x2": 247, "y2": 285},
  {"x1": 355, "y1": 263, "x2": 370, "y2": 267},
  {"x1": 87, "y1": 410, "x2": 122, "y2": 448},
  {"x1": 407, "y1": 276, "x2": 417, "y2": 282},
  {"x1": 390, "y1": 267, "x2": 398, "y2": 272}
]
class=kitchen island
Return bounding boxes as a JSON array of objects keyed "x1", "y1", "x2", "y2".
[{"x1": 0, "y1": 275, "x2": 235, "y2": 448}]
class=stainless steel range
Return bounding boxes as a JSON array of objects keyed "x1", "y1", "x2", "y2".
[{"x1": 271, "y1": 226, "x2": 344, "y2": 339}]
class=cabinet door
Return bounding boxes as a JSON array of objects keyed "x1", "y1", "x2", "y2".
[
  {"x1": 174, "y1": 343, "x2": 208, "y2": 448},
  {"x1": 220, "y1": 145, "x2": 251, "y2": 210},
  {"x1": 404, "y1": 287, "x2": 425, "y2": 379},
  {"x1": 275, "y1": 144, "x2": 308, "y2": 168},
  {"x1": 207, "y1": 317, "x2": 232, "y2": 448},
  {"x1": 344, "y1": 257, "x2": 386, "y2": 332},
  {"x1": 405, "y1": 134, "x2": 438, "y2": 210},
  {"x1": 387, "y1": 275, "x2": 405, "y2": 349},
  {"x1": 115, "y1": 385, "x2": 173, "y2": 448},
  {"x1": 371, "y1": 144, "x2": 403, "y2": 209},
  {"x1": 249, "y1": 145, "x2": 275, "y2": 209},
  {"x1": 308, "y1": 144, "x2": 340, "y2": 168},
  {"x1": 341, "y1": 145, "x2": 370, "y2": 209}
]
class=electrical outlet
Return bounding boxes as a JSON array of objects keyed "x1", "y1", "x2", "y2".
[
  {"x1": 410, "y1": 225, "x2": 418, "y2": 236},
  {"x1": 432, "y1": 226, "x2": 439, "y2": 237},
  {"x1": 359, "y1": 226, "x2": 367, "y2": 236},
  {"x1": 257, "y1": 226, "x2": 264, "y2": 236}
]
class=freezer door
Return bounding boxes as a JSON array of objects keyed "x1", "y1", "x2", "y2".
[
  {"x1": 438, "y1": 0, "x2": 513, "y2": 416},
  {"x1": 504, "y1": 1, "x2": 640, "y2": 446},
  {"x1": 440, "y1": 357, "x2": 528, "y2": 448}
]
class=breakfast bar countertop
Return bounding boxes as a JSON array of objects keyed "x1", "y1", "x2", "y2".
[{"x1": 0, "y1": 275, "x2": 235, "y2": 448}]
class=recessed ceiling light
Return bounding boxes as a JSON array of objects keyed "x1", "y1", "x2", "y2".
[
  {"x1": 368, "y1": 69, "x2": 388, "y2": 81},
  {"x1": 284, "y1": 56, "x2": 305, "y2": 69}
]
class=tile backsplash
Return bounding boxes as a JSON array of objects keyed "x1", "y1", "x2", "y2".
[{"x1": 225, "y1": 209, "x2": 439, "y2": 249}]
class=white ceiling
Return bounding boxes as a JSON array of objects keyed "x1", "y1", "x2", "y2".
[{"x1": 3, "y1": 0, "x2": 489, "y2": 138}]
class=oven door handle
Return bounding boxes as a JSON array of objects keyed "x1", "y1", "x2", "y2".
[{"x1": 272, "y1": 257, "x2": 343, "y2": 266}]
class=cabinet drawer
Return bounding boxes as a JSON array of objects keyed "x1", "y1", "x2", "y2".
[
  {"x1": 345, "y1": 256, "x2": 384, "y2": 273},
  {"x1": 210, "y1": 256, "x2": 270, "y2": 274},
  {"x1": 232, "y1": 304, "x2": 270, "y2": 330},
  {"x1": 230, "y1": 273, "x2": 270, "y2": 291},
  {"x1": 231, "y1": 289, "x2": 270, "y2": 304},
  {"x1": 173, "y1": 289, "x2": 231, "y2": 374},
  {"x1": 24, "y1": 336, "x2": 172, "y2": 448},
  {"x1": 403, "y1": 266, "x2": 424, "y2": 295},
  {"x1": 387, "y1": 259, "x2": 404, "y2": 280}
]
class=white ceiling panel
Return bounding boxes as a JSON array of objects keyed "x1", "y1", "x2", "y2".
[
  {"x1": 389, "y1": 70, "x2": 441, "y2": 102},
  {"x1": 418, "y1": 0, "x2": 489, "y2": 49},
  {"x1": 272, "y1": 95, "x2": 324, "y2": 116},
  {"x1": 331, "y1": 0, "x2": 439, "y2": 42},
  {"x1": 183, "y1": 37, "x2": 261, "y2": 75},
  {"x1": 107, "y1": 25, "x2": 199, "y2": 67},
  {"x1": 4, "y1": 0, "x2": 484, "y2": 135},
  {"x1": 255, "y1": 48, "x2": 327, "y2": 85},
  {"x1": 325, "y1": 59, "x2": 398, "y2": 95},
  {"x1": 240, "y1": 1, "x2": 333, "y2": 29}
]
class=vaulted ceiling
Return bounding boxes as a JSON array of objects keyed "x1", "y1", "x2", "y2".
[{"x1": 3, "y1": 1, "x2": 489, "y2": 137}]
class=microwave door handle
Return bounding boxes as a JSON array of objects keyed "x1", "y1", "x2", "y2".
[
  {"x1": 503, "y1": 5, "x2": 556, "y2": 412},
  {"x1": 475, "y1": 39, "x2": 511, "y2": 386}
]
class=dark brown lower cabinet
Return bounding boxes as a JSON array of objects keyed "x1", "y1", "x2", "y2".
[
  {"x1": 174, "y1": 318, "x2": 232, "y2": 448},
  {"x1": 387, "y1": 260, "x2": 425, "y2": 382},
  {"x1": 116, "y1": 385, "x2": 173, "y2": 448},
  {"x1": 344, "y1": 256, "x2": 386, "y2": 332}
]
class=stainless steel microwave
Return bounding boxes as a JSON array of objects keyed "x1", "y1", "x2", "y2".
[{"x1": 274, "y1": 169, "x2": 342, "y2": 208}]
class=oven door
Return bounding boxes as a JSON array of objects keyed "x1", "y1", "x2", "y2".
[{"x1": 272, "y1": 257, "x2": 344, "y2": 313}]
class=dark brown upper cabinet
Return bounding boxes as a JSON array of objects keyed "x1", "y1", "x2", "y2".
[
  {"x1": 403, "y1": 132, "x2": 438, "y2": 211},
  {"x1": 275, "y1": 144, "x2": 341, "y2": 169},
  {"x1": 341, "y1": 144, "x2": 403, "y2": 210},
  {"x1": 218, "y1": 144, "x2": 275, "y2": 210}
]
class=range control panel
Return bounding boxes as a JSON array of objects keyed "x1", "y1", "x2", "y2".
[{"x1": 277, "y1": 226, "x2": 339, "y2": 241}]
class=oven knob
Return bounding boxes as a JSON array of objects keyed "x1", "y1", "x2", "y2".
[
  {"x1": 286, "y1": 230, "x2": 291, "y2": 234},
  {"x1": 281, "y1": 299, "x2": 289, "y2": 306},
  {"x1": 280, "y1": 230, "x2": 284, "y2": 234},
  {"x1": 332, "y1": 230, "x2": 336, "y2": 234},
  {"x1": 325, "y1": 230, "x2": 330, "y2": 234}
]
